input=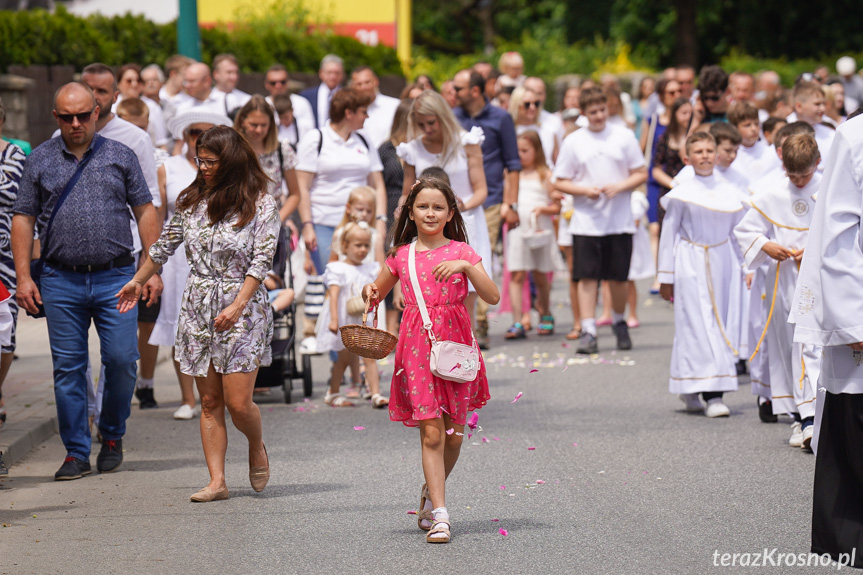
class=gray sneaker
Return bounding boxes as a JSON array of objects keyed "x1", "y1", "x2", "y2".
[{"x1": 575, "y1": 332, "x2": 598, "y2": 355}]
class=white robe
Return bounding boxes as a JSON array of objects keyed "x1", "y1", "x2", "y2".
[
  {"x1": 658, "y1": 174, "x2": 748, "y2": 394},
  {"x1": 790, "y1": 114, "x2": 863, "y2": 453},
  {"x1": 735, "y1": 173, "x2": 822, "y2": 418}
]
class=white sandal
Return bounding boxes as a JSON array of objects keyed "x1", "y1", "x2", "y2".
[
  {"x1": 426, "y1": 519, "x2": 451, "y2": 543},
  {"x1": 324, "y1": 392, "x2": 355, "y2": 407},
  {"x1": 370, "y1": 393, "x2": 389, "y2": 408}
]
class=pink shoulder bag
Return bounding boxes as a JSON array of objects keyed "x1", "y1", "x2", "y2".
[{"x1": 408, "y1": 240, "x2": 480, "y2": 383}]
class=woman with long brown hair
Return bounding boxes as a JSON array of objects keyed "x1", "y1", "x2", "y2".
[{"x1": 116, "y1": 126, "x2": 280, "y2": 502}]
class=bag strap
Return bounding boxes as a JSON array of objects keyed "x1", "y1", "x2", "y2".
[
  {"x1": 39, "y1": 135, "x2": 106, "y2": 265},
  {"x1": 408, "y1": 240, "x2": 478, "y2": 349},
  {"x1": 408, "y1": 240, "x2": 436, "y2": 343}
]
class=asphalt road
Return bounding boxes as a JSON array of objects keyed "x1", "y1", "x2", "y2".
[{"x1": 0, "y1": 279, "x2": 820, "y2": 575}]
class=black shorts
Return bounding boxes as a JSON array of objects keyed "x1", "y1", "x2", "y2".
[
  {"x1": 137, "y1": 295, "x2": 161, "y2": 323},
  {"x1": 571, "y1": 233, "x2": 633, "y2": 282}
]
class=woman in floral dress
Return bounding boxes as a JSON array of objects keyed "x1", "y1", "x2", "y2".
[{"x1": 116, "y1": 126, "x2": 280, "y2": 502}]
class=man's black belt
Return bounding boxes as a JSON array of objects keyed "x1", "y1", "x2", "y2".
[{"x1": 47, "y1": 255, "x2": 135, "y2": 273}]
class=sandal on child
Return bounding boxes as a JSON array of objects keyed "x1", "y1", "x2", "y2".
[
  {"x1": 504, "y1": 323, "x2": 527, "y2": 340},
  {"x1": 345, "y1": 386, "x2": 361, "y2": 399},
  {"x1": 324, "y1": 392, "x2": 355, "y2": 407},
  {"x1": 370, "y1": 393, "x2": 389, "y2": 408},
  {"x1": 565, "y1": 328, "x2": 582, "y2": 340},
  {"x1": 426, "y1": 519, "x2": 452, "y2": 543},
  {"x1": 418, "y1": 484, "x2": 433, "y2": 531},
  {"x1": 537, "y1": 315, "x2": 555, "y2": 336}
]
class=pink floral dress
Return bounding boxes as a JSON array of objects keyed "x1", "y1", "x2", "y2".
[{"x1": 385, "y1": 241, "x2": 490, "y2": 427}]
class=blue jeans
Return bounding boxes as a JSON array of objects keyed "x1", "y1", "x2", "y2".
[
  {"x1": 41, "y1": 263, "x2": 139, "y2": 461},
  {"x1": 310, "y1": 223, "x2": 336, "y2": 275}
]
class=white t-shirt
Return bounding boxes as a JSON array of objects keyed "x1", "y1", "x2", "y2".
[
  {"x1": 364, "y1": 93, "x2": 400, "y2": 149},
  {"x1": 296, "y1": 124, "x2": 383, "y2": 227},
  {"x1": 175, "y1": 93, "x2": 224, "y2": 116},
  {"x1": 211, "y1": 88, "x2": 252, "y2": 116},
  {"x1": 553, "y1": 124, "x2": 645, "y2": 236}
]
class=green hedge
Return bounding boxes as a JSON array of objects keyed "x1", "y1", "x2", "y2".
[{"x1": 0, "y1": 6, "x2": 402, "y2": 75}]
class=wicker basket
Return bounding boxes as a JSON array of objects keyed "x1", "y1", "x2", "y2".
[{"x1": 340, "y1": 301, "x2": 397, "y2": 360}]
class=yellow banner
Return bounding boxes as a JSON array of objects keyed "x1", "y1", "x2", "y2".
[{"x1": 199, "y1": 0, "x2": 395, "y2": 24}]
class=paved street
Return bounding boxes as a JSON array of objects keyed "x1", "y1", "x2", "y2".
[{"x1": 0, "y1": 278, "x2": 819, "y2": 574}]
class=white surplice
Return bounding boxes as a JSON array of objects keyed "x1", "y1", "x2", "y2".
[
  {"x1": 735, "y1": 172, "x2": 822, "y2": 418},
  {"x1": 658, "y1": 174, "x2": 748, "y2": 394},
  {"x1": 790, "y1": 115, "x2": 863, "y2": 455}
]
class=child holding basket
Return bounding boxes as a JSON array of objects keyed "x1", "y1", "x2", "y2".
[{"x1": 363, "y1": 176, "x2": 500, "y2": 544}]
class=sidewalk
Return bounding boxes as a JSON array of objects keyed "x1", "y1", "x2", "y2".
[{"x1": 0, "y1": 314, "x2": 180, "y2": 470}]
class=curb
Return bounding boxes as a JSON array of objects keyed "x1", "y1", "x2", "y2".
[{"x1": 0, "y1": 415, "x2": 58, "y2": 470}]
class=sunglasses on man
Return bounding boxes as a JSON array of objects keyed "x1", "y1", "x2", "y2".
[{"x1": 56, "y1": 109, "x2": 95, "y2": 124}]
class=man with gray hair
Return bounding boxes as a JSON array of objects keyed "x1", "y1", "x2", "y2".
[{"x1": 300, "y1": 54, "x2": 344, "y2": 128}]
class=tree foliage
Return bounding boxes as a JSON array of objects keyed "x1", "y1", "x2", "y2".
[
  {"x1": 414, "y1": 0, "x2": 863, "y2": 69},
  {"x1": 0, "y1": 4, "x2": 401, "y2": 75}
]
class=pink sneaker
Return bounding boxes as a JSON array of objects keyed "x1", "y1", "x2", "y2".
[{"x1": 596, "y1": 318, "x2": 613, "y2": 327}]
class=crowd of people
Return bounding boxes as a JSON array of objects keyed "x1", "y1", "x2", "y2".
[{"x1": 1, "y1": 48, "x2": 863, "y2": 556}]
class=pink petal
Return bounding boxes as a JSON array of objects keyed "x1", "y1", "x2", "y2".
[
  {"x1": 562, "y1": 365, "x2": 569, "y2": 373},
  {"x1": 446, "y1": 428, "x2": 454, "y2": 435},
  {"x1": 499, "y1": 528, "x2": 509, "y2": 536},
  {"x1": 561, "y1": 342, "x2": 571, "y2": 348},
  {"x1": 467, "y1": 412, "x2": 479, "y2": 430},
  {"x1": 536, "y1": 480, "x2": 545, "y2": 484},
  {"x1": 468, "y1": 433, "x2": 473, "y2": 439},
  {"x1": 510, "y1": 392, "x2": 523, "y2": 404},
  {"x1": 527, "y1": 446, "x2": 536, "y2": 450},
  {"x1": 572, "y1": 443, "x2": 579, "y2": 446},
  {"x1": 482, "y1": 437, "x2": 490, "y2": 443},
  {"x1": 492, "y1": 437, "x2": 501, "y2": 441},
  {"x1": 490, "y1": 518, "x2": 500, "y2": 522},
  {"x1": 499, "y1": 485, "x2": 506, "y2": 490},
  {"x1": 407, "y1": 510, "x2": 417, "y2": 515},
  {"x1": 529, "y1": 369, "x2": 539, "y2": 373},
  {"x1": 353, "y1": 426, "x2": 365, "y2": 431}
]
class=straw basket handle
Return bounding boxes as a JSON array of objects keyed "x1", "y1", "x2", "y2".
[{"x1": 362, "y1": 299, "x2": 379, "y2": 329}]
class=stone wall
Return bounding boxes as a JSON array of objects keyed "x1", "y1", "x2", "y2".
[{"x1": 0, "y1": 75, "x2": 36, "y2": 142}]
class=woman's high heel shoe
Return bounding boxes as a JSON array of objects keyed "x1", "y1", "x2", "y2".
[{"x1": 249, "y1": 442, "x2": 270, "y2": 492}]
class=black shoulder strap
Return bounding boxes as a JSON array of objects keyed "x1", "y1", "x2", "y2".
[
  {"x1": 316, "y1": 128, "x2": 369, "y2": 155},
  {"x1": 356, "y1": 132, "x2": 369, "y2": 151},
  {"x1": 277, "y1": 142, "x2": 284, "y2": 173},
  {"x1": 40, "y1": 135, "x2": 106, "y2": 262}
]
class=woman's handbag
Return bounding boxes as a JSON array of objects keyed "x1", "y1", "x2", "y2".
[
  {"x1": 408, "y1": 240, "x2": 480, "y2": 383},
  {"x1": 521, "y1": 212, "x2": 553, "y2": 250}
]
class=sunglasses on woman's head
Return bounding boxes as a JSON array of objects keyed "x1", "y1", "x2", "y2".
[{"x1": 56, "y1": 109, "x2": 95, "y2": 124}]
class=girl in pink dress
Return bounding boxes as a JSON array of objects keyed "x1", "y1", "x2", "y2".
[{"x1": 363, "y1": 176, "x2": 500, "y2": 544}]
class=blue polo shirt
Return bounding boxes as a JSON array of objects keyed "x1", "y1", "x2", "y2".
[{"x1": 454, "y1": 101, "x2": 522, "y2": 208}]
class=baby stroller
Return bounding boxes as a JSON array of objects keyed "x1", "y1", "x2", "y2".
[{"x1": 255, "y1": 225, "x2": 313, "y2": 403}]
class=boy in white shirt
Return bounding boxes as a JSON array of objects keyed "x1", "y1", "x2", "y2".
[
  {"x1": 553, "y1": 87, "x2": 648, "y2": 354},
  {"x1": 734, "y1": 134, "x2": 822, "y2": 450},
  {"x1": 673, "y1": 123, "x2": 747, "y2": 190}
]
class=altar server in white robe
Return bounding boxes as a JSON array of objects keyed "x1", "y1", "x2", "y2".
[
  {"x1": 788, "y1": 111, "x2": 863, "y2": 569},
  {"x1": 741, "y1": 121, "x2": 815, "y2": 421},
  {"x1": 658, "y1": 132, "x2": 748, "y2": 418},
  {"x1": 734, "y1": 133, "x2": 822, "y2": 450}
]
